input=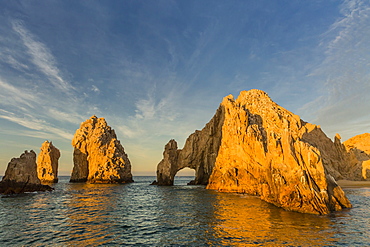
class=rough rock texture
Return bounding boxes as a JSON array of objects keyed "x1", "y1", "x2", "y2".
[
  {"x1": 156, "y1": 89, "x2": 352, "y2": 214},
  {"x1": 343, "y1": 133, "x2": 370, "y2": 180},
  {"x1": 0, "y1": 150, "x2": 53, "y2": 194},
  {"x1": 70, "y1": 116, "x2": 133, "y2": 183},
  {"x1": 206, "y1": 90, "x2": 351, "y2": 214},
  {"x1": 37, "y1": 141, "x2": 60, "y2": 183},
  {"x1": 154, "y1": 105, "x2": 224, "y2": 185}
]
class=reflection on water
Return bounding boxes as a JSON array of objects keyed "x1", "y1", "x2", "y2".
[
  {"x1": 212, "y1": 193, "x2": 337, "y2": 246},
  {"x1": 65, "y1": 183, "x2": 120, "y2": 245},
  {"x1": 0, "y1": 176, "x2": 369, "y2": 246}
]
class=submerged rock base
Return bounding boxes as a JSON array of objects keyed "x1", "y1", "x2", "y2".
[{"x1": 0, "y1": 180, "x2": 53, "y2": 194}]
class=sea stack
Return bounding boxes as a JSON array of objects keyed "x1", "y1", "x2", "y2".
[
  {"x1": 155, "y1": 89, "x2": 352, "y2": 214},
  {"x1": 70, "y1": 115, "x2": 133, "y2": 183},
  {"x1": 0, "y1": 150, "x2": 53, "y2": 194},
  {"x1": 37, "y1": 141, "x2": 60, "y2": 183}
]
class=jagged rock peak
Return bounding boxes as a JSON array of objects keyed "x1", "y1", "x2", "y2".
[
  {"x1": 70, "y1": 115, "x2": 133, "y2": 183},
  {"x1": 207, "y1": 90, "x2": 352, "y2": 214},
  {"x1": 155, "y1": 89, "x2": 352, "y2": 214},
  {"x1": 37, "y1": 141, "x2": 60, "y2": 184},
  {"x1": 0, "y1": 150, "x2": 53, "y2": 194}
]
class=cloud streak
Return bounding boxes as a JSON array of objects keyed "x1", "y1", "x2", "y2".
[
  {"x1": 0, "y1": 109, "x2": 73, "y2": 140},
  {"x1": 11, "y1": 20, "x2": 74, "y2": 94},
  {"x1": 301, "y1": 0, "x2": 370, "y2": 139}
]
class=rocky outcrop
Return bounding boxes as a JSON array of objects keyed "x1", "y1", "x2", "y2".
[
  {"x1": 155, "y1": 89, "x2": 352, "y2": 214},
  {"x1": 342, "y1": 133, "x2": 370, "y2": 180},
  {"x1": 37, "y1": 141, "x2": 60, "y2": 183},
  {"x1": 154, "y1": 105, "x2": 224, "y2": 185},
  {"x1": 70, "y1": 115, "x2": 133, "y2": 183},
  {"x1": 206, "y1": 90, "x2": 351, "y2": 214},
  {"x1": 0, "y1": 150, "x2": 53, "y2": 194}
]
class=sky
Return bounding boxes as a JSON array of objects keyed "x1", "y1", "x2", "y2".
[{"x1": 1, "y1": 0, "x2": 370, "y2": 176}]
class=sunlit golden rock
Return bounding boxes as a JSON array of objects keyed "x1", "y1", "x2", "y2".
[
  {"x1": 70, "y1": 115, "x2": 133, "y2": 183},
  {"x1": 156, "y1": 89, "x2": 352, "y2": 214},
  {"x1": 154, "y1": 105, "x2": 224, "y2": 185},
  {"x1": 342, "y1": 133, "x2": 370, "y2": 180},
  {"x1": 206, "y1": 90, "x2": 351, "y2": 214},
  {"x1": 37, "y1": 141, "x2": 60, "y2": 183},
  {"x1": 0, "y1": 150, "x2": 53, "y2": 194}
]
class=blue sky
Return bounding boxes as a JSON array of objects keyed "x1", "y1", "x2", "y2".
[{"x1": 1, "y1": 0, "x2": 370, "y2": 176}]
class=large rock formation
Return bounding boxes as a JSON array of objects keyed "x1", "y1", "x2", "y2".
[
  {"x1": 0, "y1": 150, "x2": 53, "y2": 194},
  {"x1": 70, "y1": 115, "x2": 133, "y2": 183},
  {"x1": 37, "y1": 141, "x2": 60, "y2": 183},
  {"x1": 155, "y1": 89, "x2": 352, "y2": 214},
  {"x1": 342, "y1": 133, "x2": 370, "y2": 180},
  {"x1": 154, "y1": 105, "x2": 224, "y2": 185}
]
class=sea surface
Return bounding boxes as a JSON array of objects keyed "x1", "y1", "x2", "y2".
[{"x1": 0, "y1": 176, "x2": 369, "y2": 246}]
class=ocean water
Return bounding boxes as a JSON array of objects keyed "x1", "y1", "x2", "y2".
[{"x1": 0, "y1": 176, "x2": 369, "y2": 246}]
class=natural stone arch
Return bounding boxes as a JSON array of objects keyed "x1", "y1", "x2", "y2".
[{"x1": 154, "y1": 105, "x2": 225, "y2": 186}]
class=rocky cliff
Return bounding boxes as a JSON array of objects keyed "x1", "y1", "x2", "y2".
[
  {"x1": 0, "y1": 150, "x2": 53, "y2": 194},
  {"x1": 155, "y1": 89, "x2": 352, "y2": 214},
  {"x1": 37, "y1": 141, "x2": 60, "y2": 183},
  {"x1": 154, "y1": 105, "x2": 224, "y2": 185},
  {"x1": 343, "y1": 133, "x2": 370, "y2": 180},
  {"x1": 70, "y1": 116, "x2": 133, "y2": 183}
]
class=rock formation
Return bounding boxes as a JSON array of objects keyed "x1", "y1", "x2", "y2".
[
  {"x1": 154, "y1": 105, "x2": 224, "y2": 185},
  {"x1": 155, "y1": 89, "x2": 352, "y2": 214},
  {"x1": 70, "y1": 115, "x2": 133, "y2": 183},
  {"x1": 0, "y1": 150, "x2": 53, "y2": 194},
  {"x1": 342, "y1": 133, "x2": 370, "y2": 180},
  {"x1": 37, "y1": 141, "x2": 60, "y2": 183}
]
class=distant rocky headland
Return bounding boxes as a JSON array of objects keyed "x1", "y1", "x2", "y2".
[{"x1": 152, "y1": 89, "x2": 370, "y2": 214}]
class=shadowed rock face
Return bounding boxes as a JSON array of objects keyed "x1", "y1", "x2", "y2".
[
  {"x1": 155, "y1": 89, "x2": 352, "y2": 214},
  {"x1": 155, "y1": 105, "x2": 224, "y2": 185},
  {"x1": 0, "y1": 150, "x2": 53, "y2": 194},
  {"x1": 70, "y1": 116, "x2": 133, "y2": 184},
  {"x1": 37, "y1": 141, "x2": 60, "y2": 183}
]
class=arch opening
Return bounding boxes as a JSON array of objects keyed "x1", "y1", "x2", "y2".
[{"x1": 174, "y1": 167, "x2": 195, "y2": 185}]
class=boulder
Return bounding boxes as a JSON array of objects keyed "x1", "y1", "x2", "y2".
[
  {"x1": 70, "y1": 115, "x2": 133, "y2": 183},
  {"x1": 155, "y1": 89, "x2": 352, "y2": 214},
  {"x1": 0, "y1": 150, "x2": 53, "y2": 194},
  {"x1": 37, "y1": 141, "x2": 60, "y2": 183}
]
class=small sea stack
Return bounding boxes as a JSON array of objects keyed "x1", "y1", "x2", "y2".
[
  {"x1": 70, "y1": 115, "x2": 133, "y2": 183},
  {"x1": 37, "y1": 141, "x2": 60, "y2": 183},
  {"x1": 0, "y1": 150, "x2": 53, "y2": 194}
]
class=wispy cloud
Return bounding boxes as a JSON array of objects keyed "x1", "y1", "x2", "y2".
[
  {"x1": 91, "y1": 85, "x2": 100, "y2": 93},
  {"x1": 11, "y1": 20, "x2": 74, "y2": 94},
  {"x1": 0, "y1": 109, "x2": 73, "y2": 140},
  {"x1": 300, "y1": 0, "x2": 370, "y2": 139},
  {"x1": 0, "y1": 79, "x2": 37, "y2": 108}
]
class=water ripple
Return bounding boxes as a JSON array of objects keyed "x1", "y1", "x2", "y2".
[{"x1": 0, "y1": 176, "x2": 369, "y2": 246}]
